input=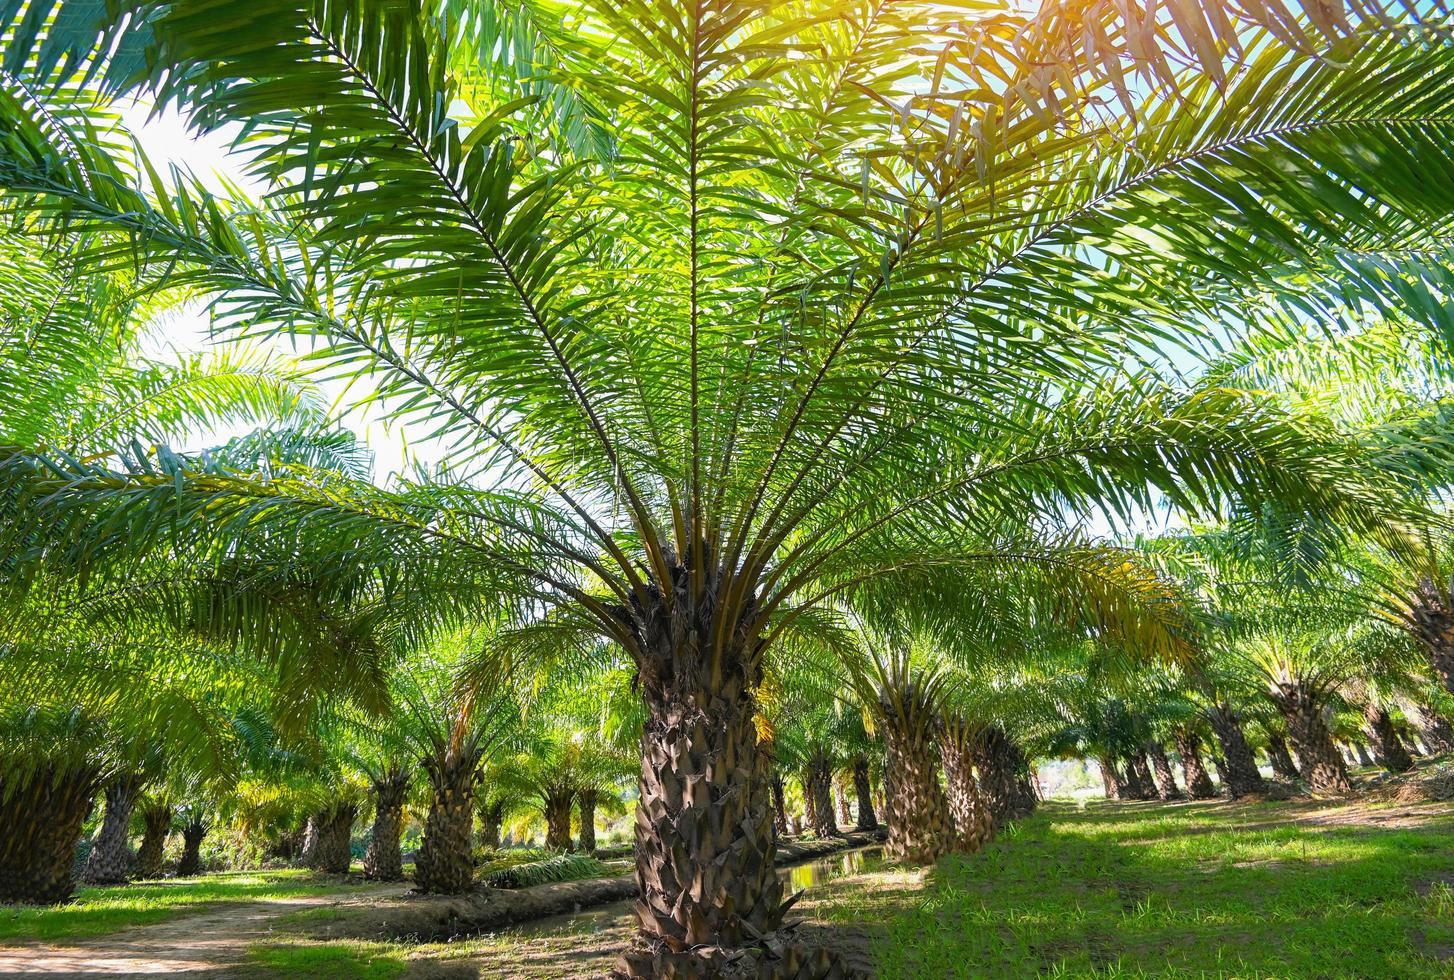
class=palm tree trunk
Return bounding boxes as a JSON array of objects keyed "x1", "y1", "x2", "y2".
[
  {"x1": 1124, "y1": 752, "x2": 1156, "y2": 800},
  {"x1": 835, "y1": 781, "x2": 852, "y2": 825},
  {"x1": 1363, "y1": 704, "x2": 1414, "y2": 773},
  {"x1": 416, "y1": 742, "x2": 484, "y2": 894},
  {"x1": 1407, "y1": 582, "x2": 1454, "y2": 697},
  {"x1": 771, "y1": 772, "x2": 789, "y2": 837},
  {"x1": 0, "y1": 764, "x2": 99, "y2": 904},
  {"x1": 973, "y1": 725, "x2": 1035, "y2": 824},
  {"x1": 364, "y1": 768, "x2": 410, "y2": 881},
  {"x1": 135, "y1": 800, "x2": 173, "y2": 879},
  {"x1": 1144, "y1": 742, "x2": 1182, "y2": 800},
  {"x1": 1097, "y1": 754, "x2": 1124, "y2": 799},
  {"x1": 878, "y1": 683, "x2": 957, "y2": 865},
  {"x1": 615, "y1": 599, "x2": 791, "y2": 980},
  {"x1": 851, "y1": 757, "x2": 877, "y2": 830},
  {"x1": 1266, "y1": 732, "x2": 1299, "y2": 779},
  {"x1": 1415, "y1": 703, "x2": 1454, "y2": 754},
  {"x1": 299, "y1": 812, "x2": 323, "y2": 868},
  {"x1": 477, "y1": 797, "x2": 504, "y2": 851},
  {"x1": 1275, "y1": 684, "x2": 1350, "y2": 795},
  {"x1": 83, "y1": 772, "x2": 145, "y2": 884},
  {"x1": 543, "y1": 788, "x2": 576, "y2": 851},
  {"x1": 316, "y1": 802, "x2": 356, "y2": 874},
  {"x1": 804, "y1": 754, "x2": 837, "y2": 837},
  {"x1": 1015, "y1": 767, "x2": 1040, "y2": 814},
  {"x1": 177, "y1": 814, "x2": 207, "y2": 876},
  {"x1": 578, "y1": 789, "x2": 598, "y2": 854},
  {"x1": 1352, "y1": 741, "x2": 1374, "y2": 767},
  {"x1": 940, "y1": 718, "x2": 995, "y2": 854},
  {"x1": 1174, "y1": 729, "x2": 1217, "y2": 799},
  {"x1": 1206, "y1": 702, "x2": 1266, "y2": 797}
]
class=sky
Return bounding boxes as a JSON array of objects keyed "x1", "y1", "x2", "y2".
[{"x1": 120, "y1": 100, "x2": 438, "y2": 480}]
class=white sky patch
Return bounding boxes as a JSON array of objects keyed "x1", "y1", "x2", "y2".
[{"x1": 120, "y1": 98, "x2": 442, "y2": 481}]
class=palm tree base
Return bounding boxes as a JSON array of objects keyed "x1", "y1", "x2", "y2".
[
  {"x1": 0, "y1": 766, "x2": 97, "y2": 904},
  {"x1": 613, "y1": 933, "x2": 865, "y2": 979},
  {"x1": 364, "y1": 772, "x2": 409, "y2": 880},
  {"x1": 416, "y1": 748, "x2": 481, "y2": 894},
  {"x1": 1207, "y1": 704, "x2": 1266, "y2": 798}
]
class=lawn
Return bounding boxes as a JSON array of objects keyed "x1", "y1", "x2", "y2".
[
  {"x1": 13, "y1": 799, "x2": 1454, "y2": 979},
  {"x1": 812, "y1": 799, "x2": 1454, "y2": 978},
  {"x1": 0, "y1": 868, "x2": 372, "y2": 943}
]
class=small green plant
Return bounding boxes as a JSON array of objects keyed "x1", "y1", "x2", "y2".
[{"x1": 479, "y1": 853, "x2": 607, "y2": 889}]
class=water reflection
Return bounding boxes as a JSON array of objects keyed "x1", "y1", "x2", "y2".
[{"x1": 782, "y1": 846, "x2": 885, "y2": 892}]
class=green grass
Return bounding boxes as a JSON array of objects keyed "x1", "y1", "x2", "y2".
[
  {"x1": 815, "y1": 799, "x2": 1454, "y2": 978},
  {"x1": 0, "y1": 869, "x2": 370, "y2": 943},
  {"x1": 244, "y1": 939, "x2": 408, "y2": 979}
]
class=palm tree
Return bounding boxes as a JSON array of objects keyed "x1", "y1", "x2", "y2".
[
  {"x1": 81, "y1": 754, "x2": 159, "y2": 884},
  {"x1": 775, "y1": 705, "x2": 852, "y2": 840},
  {"x1": 390, "y1": 631, "x2": 525, "y2": 893},
  {"x1": 134, "y1": 794, "x2": 175, "y2": 879},
  {"x1": 0, "y1": 707, "x2": 113, "y2": 903},
  {"x1": 5, "y1": 0, "x2": 1450, "y2": 968}
]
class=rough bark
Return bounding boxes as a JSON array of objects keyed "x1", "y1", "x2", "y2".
[
  {"x1": 1144, "y1": 742, "x2": 1182, "y2": 800},
  {"x1": 851, "y1": 757, "x2": 877, "y2": 831},
  {"x1": 415, "y1": 742, "x2": 484, "y2": 895},
  {"x1": 803, "y1": 754, "x2": 838, "y2": 838},
  {"x1": 1405, "y1": 581, "x2": 1454, "y2": 697},
  {"x1": 1363, "y1": 704, "x2": 1414, "y2": 773},
  {"x1": 612, "y1": 564, "x2": 831, "y2": 980},
  {"x1": 314, "y1": 802, "x2": 357, "y2": 874},
  {"x1": 1122, "y1": 752, "x2": 1156, "y2": 800},
  {"x1": 1415, "y1": 703, "x2": 1454, "y2": 754},
  {"x1": 1210, "y1": 755, "x2": 1230, "y2": 791},
  {"x1": 83, "y1": 772, "x2": 145, "y2": 884},
  {"x1": 940, "y1": 719, "x2": 995, "y2": 854},
  {"x1": 771, "y1": 773, "x2": 789, "y2": 838},
  {"x1": 364, "y1": 768, "x2": 410, "y2": 881},
  {"x1": 1097, "y1": 754, "x2": 1124, "y2": 800},
  {"x1": 135, "y1": 799, "x2": 173, "y2": 879},
  {"x1": 1206, "y1": 703, "x2": 1266, "y2": 797},
  {"x1": 1265, "y1": 732, "x2": 1300, "y2": 780},
  {"x1": 177, "y1": 815, "x2": 207, "y2": 877},
  {"x1": 1352, "y1": 741, "x2": 1374, "y2": 767},
  {"x1": 878, "y1": 684, "x2": 957, "y2": 865},
  {"x1": 1174, "y1": 728, "x2": 1217, "y2": 799},
  {"x1": 1274, "y1": 684, "x2": 1350, "y2": 795},
  {"x1": 544, "y1": 788, "x2": 576, "y2": 852},
  {"x1": 477, "y1": 797, "x2": 505, "y2": 851},
  {"x1": 971, "y1": 726, "x2": 1037, "y2": 824},
  {"x1": 835, "y1": 782, "x2": 852, "y2": 825},
  {"x1": 0, "y1": 764, "x2": 99, "y2": 904},
  {"x1": 578, "y1": 789, "x2": 598, "y2": 855},
  {"x1": 299, "y1": 812, "x2": 323, "y2": 868}
]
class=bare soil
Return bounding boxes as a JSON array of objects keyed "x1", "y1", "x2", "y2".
[{"x1": 0, "y1": 884, "x2": 408, "y2": 978}]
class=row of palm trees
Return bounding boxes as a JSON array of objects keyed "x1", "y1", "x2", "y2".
[{"x1": 5, "y1": 0, "x2": 1454, "y2": 975}]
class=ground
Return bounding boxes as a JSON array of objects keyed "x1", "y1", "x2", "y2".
[{"x1": 4, "y1": 795, "x2": 1453, "y2": 978}]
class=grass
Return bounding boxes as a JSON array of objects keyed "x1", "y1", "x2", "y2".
[
  {"x1": 813, "y1": 799, "x2": 1454, "y2": 978},
  {"x1": 13, "y1": 798, "x2": 1454, "y2": 978},
  {"x1": 244, "y1": 939, "x2": 408, "y2": 979},
  {"x1": 0, "y1": 868, "x2": 370, "y2": 943}
]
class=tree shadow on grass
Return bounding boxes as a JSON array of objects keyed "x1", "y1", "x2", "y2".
[{"x1": 867, "y1": 801, "x2": 1454, "y2": 978}]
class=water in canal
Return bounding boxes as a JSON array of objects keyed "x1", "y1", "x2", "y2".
[{"x1": 510, "y1": 846, "x2": 887, "y2": 939}]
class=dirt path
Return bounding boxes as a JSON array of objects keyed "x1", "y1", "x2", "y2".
[{"x1": 0, "y1": 883, "x2": 409, "y2": 978}]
